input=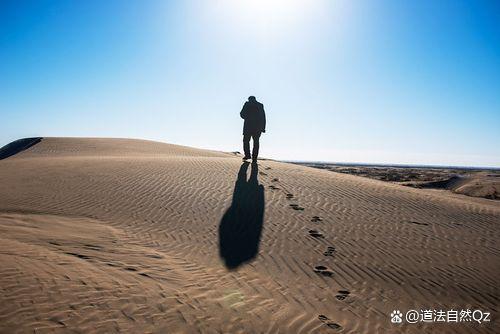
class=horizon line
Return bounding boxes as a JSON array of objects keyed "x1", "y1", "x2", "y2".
[{"x1": 282, "y1": 160, "x2": 500, "y2": 171}]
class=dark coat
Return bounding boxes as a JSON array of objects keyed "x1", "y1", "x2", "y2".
[{"x1": 240, "y1": 101, "x2": 266, "y2": 135}]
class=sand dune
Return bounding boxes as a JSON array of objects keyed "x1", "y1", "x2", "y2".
[
  {"x1": 413, "y1": 175, "x2": 500, "y2": 200},
  {"x1": 0, "y1": 137, "x2": 499, "y2": 333}
]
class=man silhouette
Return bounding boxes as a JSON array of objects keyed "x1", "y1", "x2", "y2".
[{"x1": 240, "y1": 96, "x2": 266, "y2": 163}]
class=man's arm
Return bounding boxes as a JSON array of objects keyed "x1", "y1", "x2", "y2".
[
  {"x1": 261, "y1": 105, "x2": 266, "y2": 132},
  {"x1": 240, "y1": 102, "x2": 248, "y2": 119}
]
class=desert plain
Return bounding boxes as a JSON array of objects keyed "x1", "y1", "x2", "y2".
[{"x1": 0, "y1": 137, "x2": 498, "y2": 333}]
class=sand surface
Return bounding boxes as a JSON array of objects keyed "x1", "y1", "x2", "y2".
[{"x1": 0, "y1": 138, "x2": 499, "y2": 333}]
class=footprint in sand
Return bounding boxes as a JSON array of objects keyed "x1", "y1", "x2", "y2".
[
  {"x1": 272, "y1": 177, "x2": 279, "y2": 182},
  {"x1": 290, "y1": 203, "x2": 305, "y2": 211},
  {"x1": 313, "y1": 265, "x2": 334, "y2": 277},
  {"x1": 286, "y1": 193, "x2": 294, "y2": 199},
  {"x1": 318, "y1": 315, "x2": 342, "y2": 330},
  {"x1": 323, "y1": 246, "x2": 335, "y2": 256},
  {"x1": 335, "y1": 290, "x2": 350, "y2": 300},
  {"x1": 265, "y1": 166, "x2": 271, "y2": 170},
  {"x1": 268, "y1": 185, "x2": 280, "y2": 190},
  {"x1": 308, "y1": 230, "x2": 324, "y2": 238},
  {"x1": 311, "y1": 216, "x2": 323, "y2": 222},
  {"x1": 259, "y1": 172, "x2": 268, "y2": 176}
]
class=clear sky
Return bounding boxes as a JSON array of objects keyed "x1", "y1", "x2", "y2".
[{"x1": 1, "y1": 0, "x2": 499, "y2": 167}]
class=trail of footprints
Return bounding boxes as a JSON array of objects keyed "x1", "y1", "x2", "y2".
[{"x1": 263, "y1": 165, "x2": 346, "y2": 331}]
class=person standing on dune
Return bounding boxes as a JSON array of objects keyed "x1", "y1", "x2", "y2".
[{"x1": 240, "y1": 96, "x2": 266, "y2": 163}]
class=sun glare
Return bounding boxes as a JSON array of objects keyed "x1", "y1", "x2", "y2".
[
  {"x1": 230, "y1": 0, "x2": 309, "y2": 18},
  {"x1": 210, "y1": 0, "x2": 329, "y2": 38}
]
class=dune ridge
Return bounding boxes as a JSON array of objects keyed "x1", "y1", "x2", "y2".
[{"x1": 0, "y1": 137, "x2": 499, "y2": 333}]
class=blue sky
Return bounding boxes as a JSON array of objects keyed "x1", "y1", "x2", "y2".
[{"x1": 1, "y1": 0, "x2": 499, "y2": 166}]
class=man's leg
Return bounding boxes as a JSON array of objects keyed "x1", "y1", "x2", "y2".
[
  {"x1": 243, "y1": 135, "x2": 251, "y2": 159},
  {"x1": 251, "y1": 133, "x2": 261, "y2": 161}
]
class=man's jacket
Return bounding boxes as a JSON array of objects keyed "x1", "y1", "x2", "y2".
[{"x1": 240, "y1": 101, "x2": 266, "y2": 135}]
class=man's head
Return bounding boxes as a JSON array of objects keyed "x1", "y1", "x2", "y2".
[{"x1": 248, "y1": 96, "x2": 256, "y2": 102}]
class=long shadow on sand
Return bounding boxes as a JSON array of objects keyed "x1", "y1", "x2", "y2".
[{"x1": 219, "y1": 162, "x2": 265, "y2": 269}]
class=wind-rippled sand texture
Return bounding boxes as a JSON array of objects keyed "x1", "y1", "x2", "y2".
[{"x1": 0, "y1": 138, "x2": 498, "y2": 334}]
